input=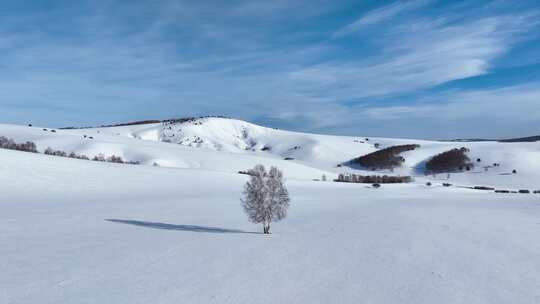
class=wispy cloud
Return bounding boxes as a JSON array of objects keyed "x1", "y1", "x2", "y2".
[
  {"x1": 363, "y1": 84, "x2": 540, "y2": 121},
  {"x1": 332, "y1": 0, "x2": 430, "y2": 38},
  {"x1": 291, "y1": 14, "x2": 535, "y2": 99},
  {"x1": 0, "y1": 0, "x2": 539, "y2": 138}
]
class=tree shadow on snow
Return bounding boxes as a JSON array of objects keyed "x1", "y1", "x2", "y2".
[{"x1": 105, "y1": 219, "x2": 261, "y2": 234}]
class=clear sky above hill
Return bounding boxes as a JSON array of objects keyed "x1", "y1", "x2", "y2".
[{"x1": 1, "y1": 0, "x2": 539, "y2": 139}]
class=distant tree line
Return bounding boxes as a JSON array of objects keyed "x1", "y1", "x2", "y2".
[
  {"x1": 0, "y1": 136, "x2": 38, "y2": 153},
  {"x1": 350, "y1": 144, "x2": 420, "y2": 169},
  {"x1": 425, "y1": 147, "x2": 472, "y2": 173},
  {"x1": 0, "y1": 136, "x2": 140, "y2": 165},
  {"x1": 44, "y1": 148, "x2": 140, "y2": 164},
  {"x1": 335, "y1": 174, "x2": 413, "y2": 184}
]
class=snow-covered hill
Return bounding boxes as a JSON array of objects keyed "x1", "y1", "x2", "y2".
[
  {"x1": 2, "y1": 118, "x2": 540, "y2": 303},
  {"x1": 1, "y1": 117, "x2": 539, "y2": 187}
]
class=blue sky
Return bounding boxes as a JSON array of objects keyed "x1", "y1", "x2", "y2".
[{"x1": 1, "y1": 0, "x2": 540, "y2": 139}]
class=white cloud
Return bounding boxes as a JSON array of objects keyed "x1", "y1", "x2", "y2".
[
  {"x1": 332, "y1": 0, "x2": 430, "y2": 38},
  {"x1": 290, "y1": 14, "x2": 535, "y2": 99},
  {"x1": 363, "y1": 84, "x2": 540, "y2": 121}
]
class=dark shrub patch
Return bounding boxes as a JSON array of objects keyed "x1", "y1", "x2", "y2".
[
  {"x1": 474, "y1": 186, "x2": 495, "y2": 190},
  {"x1": 372, "y1": 183, "x2": 381, "y2": 188},
  {"x1": 519, "y1": 190, "x2": 530, "y2": 194},
  {"x1": 495, "y1": 190, "x2": 510, "y2": 193},
  {"x1": 92, "y1": 154, "x2": 106, "y2": 162},
  {"x1": 425, "y1": 147, "x2": 472, "y2": 173},
  {"x1": 443, "y1": 183, "x2": 452, "y2": 187},
  {"x1": 44, "y1": 147, "x2": 67, "y2": 157},
  {"x1": 350, "y1": 144, "x2": 420, "y2": 170}
]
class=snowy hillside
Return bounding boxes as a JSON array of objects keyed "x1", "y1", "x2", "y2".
[
  {"x1": 1, "y1": 146, "x2": 539, "y2": 303},
  {"x1": 1, "y1": 117, "x2": 539, "y2": 188},
  {"x1": 2, "y1": 118, "x2": 540, "y2": 303},
  {"x1": 0, "y1": 122, "x2": 332, "y2": 180}
]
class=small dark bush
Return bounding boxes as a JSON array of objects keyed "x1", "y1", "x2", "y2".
[
  {"x1": 495, "y1": 190, "x2": 510, "y2": 193},
  {"x1": 66, "y1": 151, "x2": 90, "y2": 160},
  {"x1": 284, "y1": 157, "x2": 294, "y2": 160},
  {"x1": 425, "y1": 147, "x2": 472, "y2": 173},
  {"x1": 518, "y1": 190, "x2": 530, "y2": 194},
  {"x1": 474, "y1": 186, "x2": 495, "y2": 190},
  {"x1": 92, "y1": 154, "x2": 106, "y2": 162},
  {"x1": 372, "y1": 183, "x2": 381, "y2": 188},
  {"x1": 44, "y1": 147, "x2": 67, "y2": 157},
  {"x1": 512, "y1": 169, "x2": 517, "y2": 174},
  {"x1": 533, "y1": 190, "x2": 540, "y2": 194},
  {"x1": 107, "y1": 155, "x2": 124, "y2": 163},
  {"x1": 426, "y1": 182, "x2": 432, "y2": 186},
  {"x1": 443, "y1": 183, "x2": 452, "y2": 187}
]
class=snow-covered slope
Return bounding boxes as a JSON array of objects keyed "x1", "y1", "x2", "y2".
[
  {"x1": 1, "y1": 117, "x2": 539, "y2": 187},
  {"x1": 0, "y1": 122, "x2": 332, "y2": 180},
  {"x1": 1, "y1": 148, "x2": 539, "y2": 304},
  {"x1": 2, "y1": 118, "x2": 540, "y2": 303},
  {"x1": 70, "y1": 117, "x2": 375, "y2": 166}
]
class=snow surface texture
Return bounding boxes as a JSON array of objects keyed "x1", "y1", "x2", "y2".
[{"x1": 1, "y1": 118, "x2": 540, "y2": 303}]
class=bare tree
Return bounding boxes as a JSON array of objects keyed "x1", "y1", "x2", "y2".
[{"x1": 241, "y1": 165, "x2": 290, "y2": 234}]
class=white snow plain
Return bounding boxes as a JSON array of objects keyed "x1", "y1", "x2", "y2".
[{"x1": 1, "y1": 118, "x2": 540, "y2": 303}]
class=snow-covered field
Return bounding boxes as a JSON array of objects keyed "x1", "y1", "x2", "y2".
[{"x1": 1, "y1": 118, "x2": 540, "y2": 303}]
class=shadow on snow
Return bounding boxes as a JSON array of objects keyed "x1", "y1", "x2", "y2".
[{"x1": 105, "y1": 219, "x2": 261, "y2": 234}]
